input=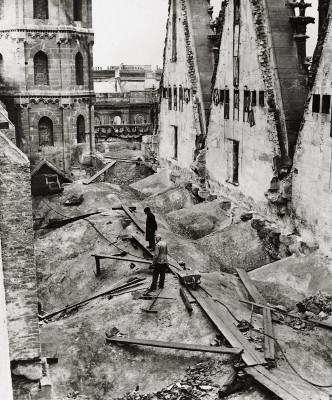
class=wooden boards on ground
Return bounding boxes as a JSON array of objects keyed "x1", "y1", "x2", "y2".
[
  {"x1": 83, "y1": 160, "x2": 116, "y2": 185},
  {"x1": 236, "y1": 268, "x2": 275, "y2": 363},
  {"x1": 106, "y1": 336, "x2": 243, "y2": 355}
]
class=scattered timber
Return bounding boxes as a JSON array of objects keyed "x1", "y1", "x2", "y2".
[
  {"x1": 104, "y1": 156, "x2": 143, "y2": 163},
  {"x1": 121, "y1": 205, "x2": 145, "y2": 233},
  {"x1": 40, "y1": 277, "x2": 146, "y2": 320},
  {"x1": 240, "y1": 299, "x2": 332, "y2": 330},
  {"x1": 106, "y1": 337, "x2": 243, "y2": 355},
  {"x1": 180, "y1": 288, "x2": 193, "y2": 313},
  {"x1": 141, "y1": 289, "x2": 163, "y2": 314},
  {"x1": 83, "y1": 160, "x2": 116, "y2": 185},
  {"x1": 236, "y1": 268, "x2": 275, "y2": 364},
  {"x1": 42, "y1": 211, "x2": 101, "y2": 229},
  {"x1": 112, "y1": 206, "x2": 136, "y2": 211},
  {"x1": 186, "y1": 286, "x2": 323, "y2": 400}
]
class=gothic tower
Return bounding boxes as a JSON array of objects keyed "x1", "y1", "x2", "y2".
[{"x1": 0, "y1": 0, "x2": 95, "y2": 172}]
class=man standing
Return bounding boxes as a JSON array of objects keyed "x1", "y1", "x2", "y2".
[
  {"x1": 149, "y1": 234, "x2": 168, "y2": 291},
  {"x1": 144, "y1": 207, "x2": 157, "y2": 250}
]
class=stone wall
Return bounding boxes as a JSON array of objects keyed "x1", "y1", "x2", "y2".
[
  {"x1": 0, "y1": 133, "x2": 41, "y2": 367},
  {"x1": 0, "y1": 240, "x2": 13, "y2": 400},
  {"x1": 292, "y1": 8, "x2": 332, "y2": 256},
  {"x1": 158, "y1": 0, "x2": 214, "y2": 170},
  {"x1": 0, "y1": 0, "x2": 95, "y2": 173},
  {"x1": 206, "y1": 0, "x2": 308, "y2": 213}
]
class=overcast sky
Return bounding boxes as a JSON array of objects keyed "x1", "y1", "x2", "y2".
[{"x1": 92, "y1": 0, "x2": 319, "y2": 68}]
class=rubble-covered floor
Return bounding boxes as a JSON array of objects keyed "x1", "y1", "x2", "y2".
[{"x1": 34, "y1": 147, "x2": 332, "y2": 400}]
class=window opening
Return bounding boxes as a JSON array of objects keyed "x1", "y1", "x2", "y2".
[
  {"x1": 173, "y1": 126, "x2": 178, "y2": 160},
  {"x1": 234, "y1": 89, "x2": 239, "y2": 120},
  {"x1": 39, "y1": 117, "x2": 53, "y2": 146},
  {"x1": 224, "y1": 89, "x2": 230, "y2": 119},
  {"x1": 77, "y1": 115, "x2": 85, "y2": 143},
  {"x1": 75, "y1": 52, "x2": 84, "y2": 85},
  {"x1": 74, "y1": 0, "x2": 83, "y2": 21},
  {"x1": 173, "y1": 86, "x2": 177, "y2": 111},
  {"x1": 34, "y1": 51, "x2": 49, "y2": 85},
  {"x1": 34, "y1": 0, "x2": 48, "y2": 19},
  {"x1": 322, "y1": 95, "x2": 331, "y2": 114},
  {"x1": 259, "y1": 91, "x2": 265, "y2": 107},
  {"x1": 312, "y1": 94, "x2": 320, "y2": 113},
  {"x1": 251, "y1": 91, "x2": 256, "y2": 106}
]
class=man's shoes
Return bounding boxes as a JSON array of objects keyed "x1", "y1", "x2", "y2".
[
  {"x1": 158, "y1": 285, "x2": 164, "y2": 289},
  {"x1": 148, "y1": 286, "x2": 157, "y2": 292}
]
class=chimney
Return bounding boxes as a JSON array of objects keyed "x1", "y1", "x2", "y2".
[{"x1": 289, "y1": 0, "x2": 315, "y2": 62}]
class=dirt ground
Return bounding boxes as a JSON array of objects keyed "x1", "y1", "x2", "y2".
[{"x1": 34, "y1": 148, "x2": 332, "y2": 400}]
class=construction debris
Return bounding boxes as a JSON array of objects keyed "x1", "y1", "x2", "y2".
[{"x1": 42, "y1": 211, "x2": 101, "y2": 229}]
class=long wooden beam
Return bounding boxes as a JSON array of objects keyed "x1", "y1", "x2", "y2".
[
  {"x1": 121, "y1": 205, "x2": 145, "y2": 233},
  {"x1": 83, "y1": 160, "x2": 116, "y2": 185},
  {"x1": 106, "y1": 336, "x2": 243, "y2": 355},
  {"x1": 92, "y1": 254, "x2": 151, "y2": 264},
  {"x1": 236, "y1": 268, "x2": 275, "y2": 363}
]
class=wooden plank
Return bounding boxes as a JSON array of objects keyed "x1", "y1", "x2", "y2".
[
  {"x1": 130, "y1": 235, "x2": 154, "y2": 259},
  {"x1": 43, "y1": 212, "x2": 101, "y2": 229},
  {"x1": 83, "y1": 160, "x2": 116, "y2": 185},
  {"x1": 106, "y1": 337, "x2": 243, "y2": 355},
  {"x1": 121, "y1": 205, "x2": 145, "y2": 233},
  {"x1": 187, "y1": 287, "x2": 303, "y2": 400},
  {"x1": 180, "y1": 288, "x2": 193, "y2": 313},
  {"x1": 240, "y1": 299, "x2": 332, "y2": 330},
  {"x1": 236, "y1": 268, "x2": 275, "y2": 363},
  {"x1": 92, "y1": 254, "x2": 151, "y2": 264}
]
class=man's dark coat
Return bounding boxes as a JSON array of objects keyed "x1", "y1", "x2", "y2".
[{"x1": 146, "y1": 212, "x2": 157, "y2": 241}]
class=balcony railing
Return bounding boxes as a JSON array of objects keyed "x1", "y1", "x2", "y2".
[{"x1": 95, "y1": 124, "x2": 153, "y2": 142}]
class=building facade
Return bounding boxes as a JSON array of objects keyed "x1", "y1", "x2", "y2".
[
  {"x1": 292, "y1": 2, "x2": 332, "y2": 255},
  {"x1": 158, "y1": 0, "x2": 214, "y2": 170},
  {"x1": 0, "y1": 0, "x2": 95, "y2": 172},
  {"x1": 206, "y1": 0, "x2": 309, "y2": 210},
  {"x1": 93, "y1": 65, "x2": 161, "y2": 140}
]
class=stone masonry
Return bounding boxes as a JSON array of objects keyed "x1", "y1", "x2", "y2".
[
  {"x1": 0, "y1": 0, "x2": 95, "y2": 173},
  {"x1": 0, "y1": 132, "x2": 41, "y2": 377}
]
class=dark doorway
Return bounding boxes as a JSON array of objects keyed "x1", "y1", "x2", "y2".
[
  {"x1": 232, "y1": 140, "x2": 239, "y2": 184},
  {"x1": 173, "y1": 126, "x2": 178, "y2": 160}
]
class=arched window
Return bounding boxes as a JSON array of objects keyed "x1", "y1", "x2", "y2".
[
  {"x1": 34, "y1": 51, "x2": 49, "y2": 86},
  {"x1": 73, "y1": 0, "x2": 82, "y2": 21},
  {"x1": 77, "y1": 115, "x2": 86, "y2": 143},
  {"x1": 134, "y1": 114, "x2": 145, "y2": 124},
  {"x1": 94, "y1": 115, "x2": 101, "y2": 125},
  {"x1": 113, "y1": 116, "x2": 122, "y2": 125},
  {"x1": 75, "y1": 52, "x2": 84, "y2": 85},
  {"x1": 0, "y1": 54, "x2": 4, "y2": 84},
  {"x1": 39, "y1": 117, "x2": 53, "y2": 146},
  {"x1": 33, "y1": 0, "x2": 49, "y2": 19}
]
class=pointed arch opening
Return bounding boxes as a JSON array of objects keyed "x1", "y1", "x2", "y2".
[
  {"x1": 74, "y1": 0, "x2": 83, "y2": 21},
  {"x1": 34, "y1": 51, "x2": 49, "y2": 86},
  {"x1": 77, "y1": 115, "x2": 86, "y2": 143},
  {"x1": 75, "y1": 52, "x2": 84, "y2": 85},
  {"x1": 39, "y1": 117, "x2": 53, "y2": 146},
  {"x1": 33, "y1": 0, "x2": 49, "y2": 19}
]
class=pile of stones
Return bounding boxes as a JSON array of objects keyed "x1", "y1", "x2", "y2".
[{"x1": 114, "y1": 361, "x2": 221, "y2": 400}]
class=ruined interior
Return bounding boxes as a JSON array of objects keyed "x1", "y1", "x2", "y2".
[{"x1": 2, "y1": 1, "x2": 332, "y2": 400}]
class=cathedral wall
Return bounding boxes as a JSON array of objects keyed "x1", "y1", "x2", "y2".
[
  {"x1": 159, "y1": 0, "x2": 204, "y2": 170},
  {"x1": 292, "y1": 12, "x2": 332, "y2": 255},
  {"x1": 206, "y1": 0, "x2": 279, "y2": 207}
]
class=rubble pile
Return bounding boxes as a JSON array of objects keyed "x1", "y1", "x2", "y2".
[
  {"x1": 114, "y1": 361, "x2": 225, "y2": 400},
  {"x1": 297, "y1": 291, "x2": 332, "y2": 320}
]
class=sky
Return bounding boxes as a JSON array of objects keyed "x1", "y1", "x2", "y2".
[{"x1": 92, "y1": 0, "x2": 319, "y2": 68}]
